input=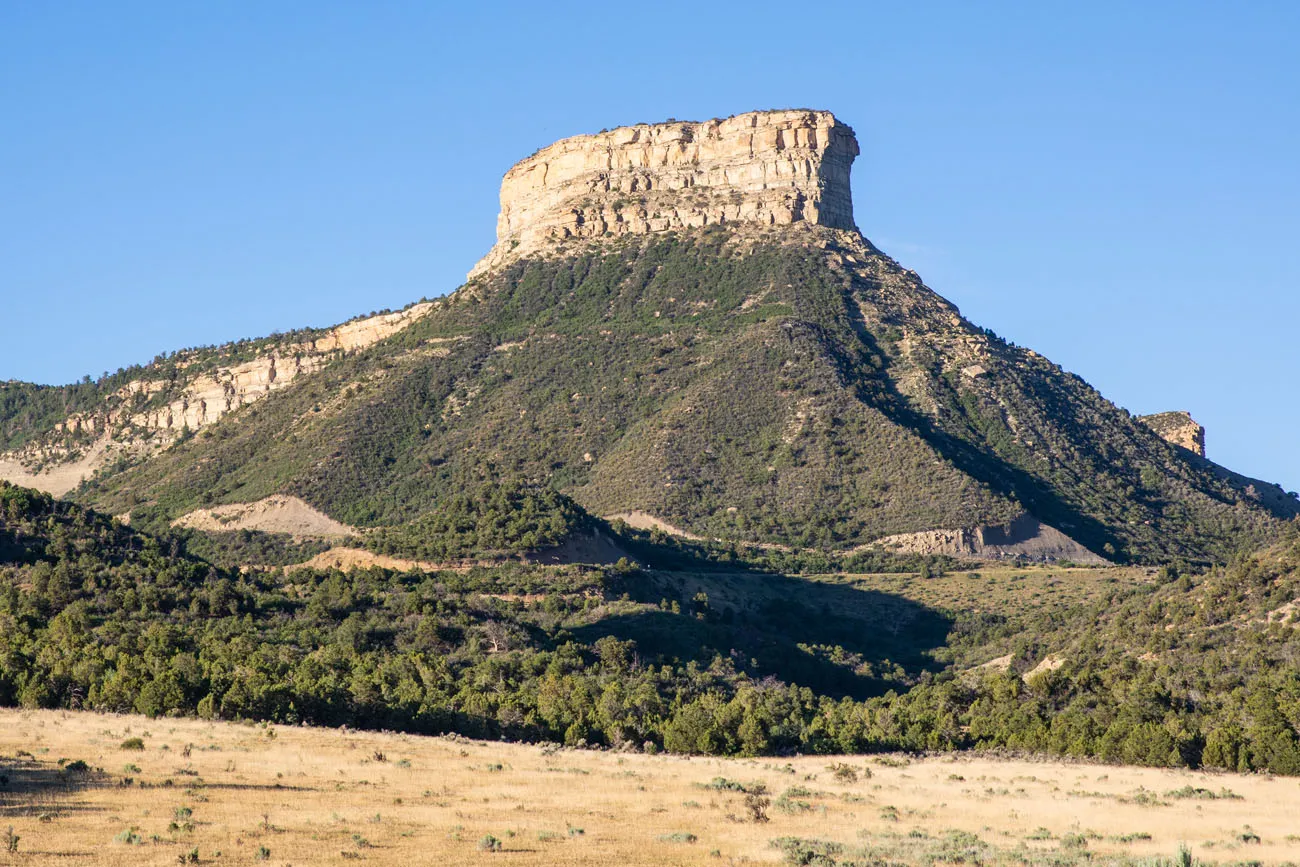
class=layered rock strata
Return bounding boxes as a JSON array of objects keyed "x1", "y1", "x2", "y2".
[
  {"x1": 469, "y1": 109, "x2": 858, "y2": 277},
  {"x1": 55, "y1": 303, "x2": 435, "y2": 437},
  {"x1": 872, "y1": 515, "x2": 1110, "y2": 565},
  {"x1": 0, "y1": 303, "x2": 435, "y2": 495}
]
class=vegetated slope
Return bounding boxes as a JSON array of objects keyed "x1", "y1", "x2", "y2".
[
  {"x1": 0, "y1": 304, "x2": 435, "y2": 497},
  {"x1": 0, "y1": 481, "x2": 214, "y2": 578},
  {"x1": 0, "y1": 480, "x2": 223, "y2": 707},
  {"x1": 5, "y1": 475, "x2": 1300, "y2": 774},
  {"x1": 893, "y1": 525, "x2": 1300, "y2": 773},
  {"x1": 0, "y1": 477, "x2": 955, "y2": 739},
  {"x1": 0, "y1": 323, "x2": 341, "y2": 454},
  {"x1": 74, "y1": 225, "x2": 1295, "y2": 564}
]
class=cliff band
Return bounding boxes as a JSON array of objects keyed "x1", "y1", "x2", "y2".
[{"x1": 469, "y1": 109, "x2": 859, "y2": 278}]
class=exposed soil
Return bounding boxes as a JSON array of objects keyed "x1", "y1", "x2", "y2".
[
  {"x1": 172, "y1": 495, "x2": 356, "y2": 539},
  {"x1": 296, "y1": 547, "x2": 459, "y2": 572},
  {"x1": 605, "y1": 511, "x2": 706, "y2": 541}
]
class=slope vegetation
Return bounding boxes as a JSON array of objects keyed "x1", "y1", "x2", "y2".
[
  {"x1": 47, "y1": 225, "x2": 1296, "y2": 565},
  {"x1": 4, "y1": 478, "x2": 1300, "y2": 774}
]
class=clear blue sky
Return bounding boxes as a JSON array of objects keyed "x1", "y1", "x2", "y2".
[{"x1": 3, "y1": 2, "x2": 1297, "y2": 491}]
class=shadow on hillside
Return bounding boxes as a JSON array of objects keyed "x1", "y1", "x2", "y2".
[
  {"x1": 583, "y1": 566, "x2": 953, "y2": 700},
  {"x1": 836, "y1": 259, "x2": 1120, "y2": 559},
  {"x1": 0, "y1": 757, "x2": 109, "y2": 819}
]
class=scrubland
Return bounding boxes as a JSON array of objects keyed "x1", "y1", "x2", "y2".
[{"x1": 3, "y1": 709, "x2": 1298, "y2": 866}]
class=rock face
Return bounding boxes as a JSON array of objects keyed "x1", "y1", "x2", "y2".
[
  {"x1": 871, "y1": 515, "x2": 1110, "y2": 565},
  {"x1": 469, "y1": 109, "x2": 858, "y2": 278},
  {"x1": 0, "y1": 303, "x2": 435, "y2": 496},
  {"x1": 56, "y1": 303, "x2": 436, "y2": 436},
  {"x1": 1138, "y1": 411, "x2": 1206, "y2": 457}
]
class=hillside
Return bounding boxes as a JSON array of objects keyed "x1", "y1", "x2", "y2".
[
  {"x1": 888, "y1": 528, "x2": 1300, "y2": 772},
  {"x1": 0, "y1": 109, "x2": 1295, "y2": 569},
  {"x1": 0, "y1": 304, "x2": 434, "y2": 496},
  {"x1": 0, "y1": 478, "x2": 958, "y2": 737},
  {"x1": 4, "y1": 473, "x2": 1300, "y2": 774},
  {"x1": 43, "y1": 225, "x2": 1298, "y2": 566}
]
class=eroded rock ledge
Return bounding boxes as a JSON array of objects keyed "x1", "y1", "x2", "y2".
[
  {"x1": 0, "y1": 303, "x2": 436, "y2": 496},
  {"x1": 469, "y1": 109, "x2": 858, "y2": 278},
  {"x1": 1138, "y1": 411, "x2": 1206, "y2": 458}
]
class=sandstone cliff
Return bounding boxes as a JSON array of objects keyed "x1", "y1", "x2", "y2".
[
  {"x1": 1138, "y1": 411, "x2": 1206, "y2": 457},
  {"x1": 469, "y1": 109, "x2": 858, "y2": 278},
  {"x1": 0, "y1": 303, "x2": 435, "y2": 495}
]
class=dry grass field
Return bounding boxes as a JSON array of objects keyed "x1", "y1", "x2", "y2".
[{"x1": 2, "y1": 709, "x2": 1299, "y2": 866}]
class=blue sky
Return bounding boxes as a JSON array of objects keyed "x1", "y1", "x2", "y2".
[{"x1": 3, "y1": 2, "x2": 1297, "y2": 491}]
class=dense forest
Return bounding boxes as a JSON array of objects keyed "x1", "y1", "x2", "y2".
[{"x1": 3, "y1": 479, "x2": 1299, "y2": 774}]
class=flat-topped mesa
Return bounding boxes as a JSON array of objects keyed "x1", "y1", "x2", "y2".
[{"x1": 469, "y1": 109, "x2": 859, "y2": 278}]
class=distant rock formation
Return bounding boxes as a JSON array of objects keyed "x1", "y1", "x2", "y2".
[
  {"x1": 1138, "y1": 411, "x2": 1206, "y2": 457},
  {"x1": 469, "y1": 109, "x2": 858, "y2": 278},
  {"x1": 0, "y1": 303, "x2": 435, "y2": 496},
  {"x1": 871, "y1": 515, "x2": 1110, "y2": 564}
]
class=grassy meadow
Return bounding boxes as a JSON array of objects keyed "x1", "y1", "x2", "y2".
[{"x1": 2, "y1": 708, "x2": 1299, "y2": 866}]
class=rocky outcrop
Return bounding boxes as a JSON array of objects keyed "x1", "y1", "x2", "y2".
[
  {"x1": 309, "y1": 304, "x2": 434, "y2": 353},
  {"x1": 0, "y1": 303, "x2": 435, "y2": 495},
  {"x1": 871, "y1": 514, "x2": 1109, "y2": 564},
  {"x1": 0, "y1": 437, "x2": 118, "y2": 497},
  {"x1": 469, "y1": 109, "x2": 858, "y2": 277},
  {"x1": 52, "y1": 303, "x2": 436, "y2": 438},
  {"x1": 1138, "y1": 411, "x2": 1206, "y2": 457}
]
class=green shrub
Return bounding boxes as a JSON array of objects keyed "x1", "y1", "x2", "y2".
[
  {"x1": 770, "y1": 837, "x2": 843, "y2": 865},
  {"x1": 1060, "y1": 833, "x2": 1088, "y2": 850},
  {"x1": 827, "y1": 762, "x2": 858, "y2": 783},
  {"x1": 744, "y1": 793, "x2": 770, "y2": 823},
  {"x1": 775, "y1": 789, "x2": 813, "y2": 814}
]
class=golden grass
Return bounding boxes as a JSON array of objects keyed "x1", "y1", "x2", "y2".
[{"x1": 2, "y1": 708, "x2": 1298, "y2": 865}]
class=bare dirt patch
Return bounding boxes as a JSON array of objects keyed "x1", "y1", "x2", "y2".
[
  {"x1": 172, "y1": 495, "x2": 355, "y2": 539},
  {"x1": 296, "y1": 547, "x2": 459, "y2": 572},
  {"x1": 0, "y1": 437, "x2": 114, "y2": 497},
  {"x1": 977, "y1": 653, "x2": 1014, "y2": 673},
  {"x1": 525, "y1": 529, "x2": 634, "y2": 566},
  {"x1": 870, "y1": 514, "x2": 1109, "y2": 564},
  {"x1": 606, "y1": 510, "x2": 706, "y2": 541},
  {"x1": 1024, "y1": 653, "x2": 1067, "y2": 680}
]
